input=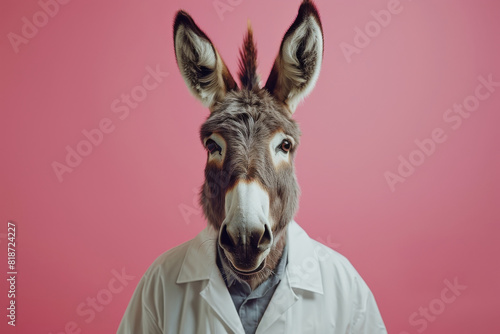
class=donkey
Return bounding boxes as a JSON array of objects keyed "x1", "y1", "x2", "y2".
[
  {"x1": 173, "y1": 0, "x2": 323, "y2": 290},
  {"x1": 118, "y1": 1, "x2": 386, "y2": 332}
]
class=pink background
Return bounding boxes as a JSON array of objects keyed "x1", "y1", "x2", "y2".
[{"x1": 1, "y1": 0, "x2": 499, "y2": 333}]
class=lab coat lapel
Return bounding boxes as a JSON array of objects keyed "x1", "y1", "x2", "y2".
[
  {"x1": 177, "y1": 225, "x2": 245, "y2": 334},
  {"x1": 255, "y1": 269, "x2": 298, "y2": 333},
  {"x1": 256, "y1": 221, "x2": 325, "y2": 333},
  {"x1": 200, "y1": 267, "x2": 245, "y2": 334}
]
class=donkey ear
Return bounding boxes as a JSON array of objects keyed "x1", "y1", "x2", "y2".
[
  {"x1": 265, "y1": 0, "x2": 324, "y2": 113},
  {"x1": 174, "y1": 11, "x2": 238, "y2": 110}
]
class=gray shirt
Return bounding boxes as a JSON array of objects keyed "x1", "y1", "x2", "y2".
[{"x1": 216, "y1": 244, "x2": 288, "y2": 334}]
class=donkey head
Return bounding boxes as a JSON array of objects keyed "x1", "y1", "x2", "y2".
[{"x1": 173, "y1": 0, "x2": 323, "y2": 288}]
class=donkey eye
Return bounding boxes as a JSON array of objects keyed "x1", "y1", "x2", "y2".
[
  {"x1": 278, "y1": 139, "x2": 292, "y2": 153},
  {"x1": 206, "y1": 139, "x2": 222, "y2": 155}
]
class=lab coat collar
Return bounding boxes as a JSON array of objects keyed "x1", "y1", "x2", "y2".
[
  {"x1": 286, "y1": 220, "x2": 325, "y2": 295},
  {"x1": 176, "y1": 221, "x2": 324, "y2": 295},
  {"x1": 176, "y1": 224, "x2": 218, "y2": 283}
]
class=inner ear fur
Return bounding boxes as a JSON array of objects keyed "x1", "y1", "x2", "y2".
[
  {"x1": 265, "y1": 0, "x2": 324, "y2": 114},
  {"x1": 173, "y1": 10, "x2": 238, "y2": 111}
]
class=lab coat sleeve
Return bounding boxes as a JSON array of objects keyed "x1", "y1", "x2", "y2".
[
  {"x1": 116, "y1": 268, "x2": 163, "y2": 334},
  {"x1": 349, "y1": 273, "x2": 387, "y2": 334}
]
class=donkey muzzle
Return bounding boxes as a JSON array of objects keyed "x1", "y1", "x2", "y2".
[{"x1": 219, "y1": 180, "x2": 273, "y2": 272}]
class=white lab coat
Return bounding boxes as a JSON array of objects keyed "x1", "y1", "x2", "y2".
[{"x1": 117, "y1": 221, "x2": 387, "y2": 333}]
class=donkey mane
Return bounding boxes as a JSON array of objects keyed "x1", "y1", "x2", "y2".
[{"x1": 238, "y1": 23, "x2": 260, "y2": 91}]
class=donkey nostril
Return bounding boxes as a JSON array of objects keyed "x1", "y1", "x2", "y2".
[
  {"x1": 219, "y1": 224, "x2": 235, "y2": 250},
  {"x1": 258, "y1": 224, "x2": 272, "y2": 251}
]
